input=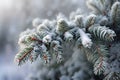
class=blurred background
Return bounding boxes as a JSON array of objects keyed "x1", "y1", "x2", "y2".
[{"x1": 0, "y1": 0, "x2": 89, "y2": 80}]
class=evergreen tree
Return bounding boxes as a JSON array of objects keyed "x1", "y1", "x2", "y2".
[{"x1": 15, "y1": 0, "x2": 120, "y2": 80}]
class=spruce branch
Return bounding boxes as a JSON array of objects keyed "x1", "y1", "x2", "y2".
[
  {"x1": 104, "y1": 72, "x2": 120, "y2": 80},
  {"x1": 110, "y1": 2, "x2": 120, "y2": 27},
  {"x1": 87, "y1": 0, "x2": 110, "y2": 15},
  {"x1": 56, "y1": 18, "x2": 70, "y2": 35},
  {"x1": 15, "y1": 0, "x2": 120, "y2": 80},
  {"x1": 85, "y1": 44, "x2": 109, "y2": 75},
  {"x1": 94, "y1": 45, "x2": 108, "y2": 75},
  {"x1": 64, "y1": 31, "x2": 73, "y2": 42},
  {"x1": 87, "y1": 0, "x2": 102, "y2": 14},
  {"x1": 88, "y1": 24, "x2": 116, "y2": 41},
  {"x1": 77, "y1": 29, "x2": 93, "y2": 48},
  {"x1": 14, "y1": 46, "x2": 33, "y2": 65},
  {"x1": 85, "y1": 14, "x2": 96, "y2": 29},
  {"x1": 74, "y1": 15, "x2": 84, "y2": 28}
]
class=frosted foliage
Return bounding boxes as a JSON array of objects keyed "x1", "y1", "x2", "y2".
[
  {"x1": 60, "y1": 76, "x2": 70, "y2": 80},
  {"x1": 15, "y1": 0, "x2": 120, "y2": 80},
  {"x1": 32, "y1": 18, "x2": 42, "y2": 27},
  {"x1": 78, "y1": 29, "x2": 92, "y2": 48},
  {"x1": 26, "y1": 47, "x2": 93, "y2": 80},
  {"x1": 104, "y1": 43, "x2": 120, "y2": 80}
]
